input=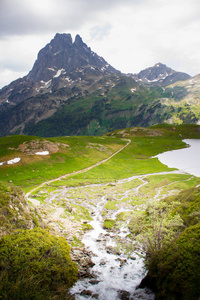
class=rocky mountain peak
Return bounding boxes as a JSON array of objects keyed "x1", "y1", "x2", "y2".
[
  {"x1": 26, "y1": 33, "x2": 116, "y2": 83},
  {"x1": 74, "y1": 34, "x2": 83, "y2": 45},
  {"x1": 132, "y1": 62, "x2": 191, "y2": 85},
  {"x1": 137, "y1": 63, "x2": 174, "y2": 82}
]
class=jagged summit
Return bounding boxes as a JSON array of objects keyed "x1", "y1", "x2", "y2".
[
  {"x1": 27, "y1": 33, "x2": 117, "y2": 83},
  {"x1": 0, "y1": 33, "x2": 119, "y2": 112}
]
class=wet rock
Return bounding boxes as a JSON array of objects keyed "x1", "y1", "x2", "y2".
[
  {"x1": 105, "y1": 245, "x2": 115, "y2": 254},
  {"x1": 105, "y1": 245, "x2": 121, "y2": 255},
  {"x1": 71, "y1": 247, "x2": 95, "y2": 278},
  {"x1": 119, "y1": 258, "x2": 127, "y2": 267},
  {"x1": 96, "y1": 238, "x2": 102, "y2": 242},
  {"x1": 65, "y1": 204, "x2": 73, "y2": 213},
  {"x1": 99, "y1": 259, "x2": 107, "y2": 266},
  {"x1": 129, "y1": 255, "x2": 136, "y2": 260},
  {"x1": 118, "y1": 290, "x2": 131, "y2": 299},
  {"x1": 105, "y1": 233, "x2": 110, "y2": 237},
  {"x1": 89, "y1": 279, "x2": 100, "y2": 285},
  {"x1": 80, "y1": 290, "x2": 93, "y2": 296}
]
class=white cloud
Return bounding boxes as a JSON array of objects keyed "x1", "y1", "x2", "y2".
[{"x1": 0, "y1": 0, "x2": 200, "y2": 88}]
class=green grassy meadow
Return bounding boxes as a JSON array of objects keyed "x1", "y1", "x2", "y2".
[{"x1": 0, "y1": 124, "x2": 200, "y2": 299}]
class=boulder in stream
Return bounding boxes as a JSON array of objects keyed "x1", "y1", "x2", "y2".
[{"x1": 118, "y1": 290, "x2": 131, "y2": 299}]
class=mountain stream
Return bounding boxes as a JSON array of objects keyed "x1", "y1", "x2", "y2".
[
  {"x1": 44, "y1": 170, "x2": 186, "y2": 300},
  {"x1": 70, "y1": 194, "x2": 155, "y2": 300}
]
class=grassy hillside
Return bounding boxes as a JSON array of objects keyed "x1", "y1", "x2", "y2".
[
  {"x1": 16, "y1": 76, "x2": 200, "y2": 137},
  {"x1": 0, "y1": 125, "x2": 200, "y2": 299},
  {"x1": 0, "y1": 135, "x2": 126, "y2": 191}
]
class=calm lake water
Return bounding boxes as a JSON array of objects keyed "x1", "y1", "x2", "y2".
[{"x1": 156, "y1": 139, "x2": 200, "y2": 177}]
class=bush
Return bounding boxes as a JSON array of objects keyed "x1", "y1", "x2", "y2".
[
  {"x1": 147, "y1": 224, "x2": 200, "y2": 300},
  {"x1": 103, "y1": 219, "x2": 115, "y2": 229},
  {"x1": 0, "y1": 228, "x2": 78, "y2": 299}
]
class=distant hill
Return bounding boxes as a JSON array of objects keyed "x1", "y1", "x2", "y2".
[{"x1": 0, "y1": 33, "x2": 199, "y2": 137}]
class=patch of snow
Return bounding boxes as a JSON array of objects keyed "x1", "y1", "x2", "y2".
[
  {"x1": 7, "y1": 157, "x2": 21, "y2": 165},
  {"x1": 65, "y1": 77, "x2": 74, "y2": 83},
  {"x1": 35, "y1": 151, "x2": 49, "y2": 155},
  {"x1": 54, "y1": 51, "x2": 60, "y2": 56},
  {"x1": 91, "y1": 67, "x2": 95, "y2": 70},
  {"x1": 6, "y1": 99, "x2": 10, "y2": 103},
  {"x1": 0, "y1": 161, "x2": 5, "y2": 166},
  {"x1": 101, "y1": 67, "x2": 106, "y2": 71},
  {"x1": 53, "y1": 69, "x2": 66, "y2": 78},
  {"x1": 40, "y1": 80, "x2": 52, "y2": 89},
  {"x1": 131, "y1": 88, "x2": 136, "y2": 93},
  {"x1": 48, "y1": 68, "x2": 55, "y2": 72},
  {"x1": 45, "y1": 79, "x2": 52, "y2": 86}
]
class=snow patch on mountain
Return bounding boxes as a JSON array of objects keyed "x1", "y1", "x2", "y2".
[{"x1": 54, "y1": 69, "x2": 66, "y2": 78}]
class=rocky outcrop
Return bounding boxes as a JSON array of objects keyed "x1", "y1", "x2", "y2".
[{"x1": 15, "y1": 139, "x2": 69, "y2": 154}]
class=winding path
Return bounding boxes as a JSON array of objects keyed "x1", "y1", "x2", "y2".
[{"x1": 26, "y1": 139, "x2": 131, "y2": 199}]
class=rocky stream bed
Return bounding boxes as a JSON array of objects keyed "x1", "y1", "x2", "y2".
[{"x1": 29, "y1": 169, "x2": 191, "y2": 299}]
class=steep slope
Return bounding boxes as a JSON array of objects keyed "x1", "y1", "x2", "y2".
[{"x1": 0, "y1": 33, "x2": 119, "y2": 112}]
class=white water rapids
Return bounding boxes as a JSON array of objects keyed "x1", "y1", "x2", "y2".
[{"x1": 70, "y1": 195, "x2": 155, "y2": 300}]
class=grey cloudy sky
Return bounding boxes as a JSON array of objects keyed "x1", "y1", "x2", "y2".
[{"x1": 0, "y1": 0, "x2": 200, "y2": 88}]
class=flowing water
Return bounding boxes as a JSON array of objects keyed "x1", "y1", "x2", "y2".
[
  {"x1": 65, "y1": 139, "x2": 199, "y2": 299},
  {"x1": 70, "y1": 196, "x2": 155, "y2": 300}
]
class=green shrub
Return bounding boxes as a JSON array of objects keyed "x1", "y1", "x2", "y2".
[
  {"x1": 147, "y1": 224, "x2": 200, "y2": 300},
  {"x1": 0, "y1": 228, "x2": 78, "y2": 299},
  {"x1": 103, "y1": 219, "x2": 115, "y2": 229}
]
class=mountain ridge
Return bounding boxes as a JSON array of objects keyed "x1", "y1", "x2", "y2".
[{"x1": 0, "y1": 33, "x2": 199, "y2": 137}]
